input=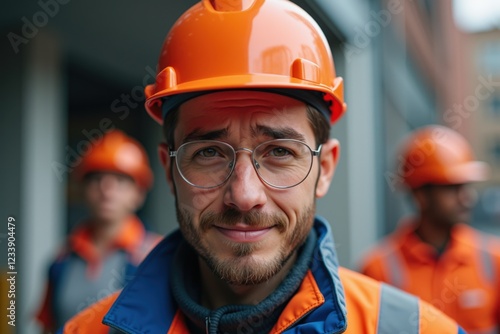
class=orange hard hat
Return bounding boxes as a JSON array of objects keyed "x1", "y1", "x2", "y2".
[
  {"x1": 75, "y1": 130, "x2": 153, "y2": 190},
  {"x1": 398, "y1": 125, "x2": 489, "y2": 189},
  {"x1": 144, "y1": 0, "x2": 346, "y2": 125}
]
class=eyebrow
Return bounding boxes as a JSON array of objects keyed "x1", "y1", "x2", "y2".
[
  {"x1": 182, "y1": 128, "x2": 229, "y2": 143},
  {"x1": 253, "y1": 125, "x2": 306, "y2": 141},
  {"x1": 182, "y1": 125, "x2": 306, "y2": 143}
]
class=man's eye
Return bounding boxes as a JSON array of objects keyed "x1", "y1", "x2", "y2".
[
  {"x1": 269, "y1": 147, "x2": 291, "y2": 157},
  {"x1": 196, "y1": 147, "x2": 219, "y2": 157}
]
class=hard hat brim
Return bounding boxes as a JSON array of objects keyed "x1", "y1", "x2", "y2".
[
  {"x1": 406, "y1": 161, "x2": 490, "y2": 189},
  {"x1": 443, "y1": 161, "x2": 490, "y2": 185},
  {"x1": 145, "y1": 74, "x2": 346, "y2": 125}
]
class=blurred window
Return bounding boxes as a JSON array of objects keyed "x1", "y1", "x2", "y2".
[
  {"x1": 480, "y1": 42, "x2": 500, "y2": 75},
  {"x1": 492, "y1": 138, "x2": 500, "y2": 163},
  {"x1": 490, "y1": 95, "x2": 500, "y2": 117}
]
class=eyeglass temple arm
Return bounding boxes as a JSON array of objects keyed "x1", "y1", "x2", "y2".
[{"x1": 312, "y1": 144, "x2": 322, "y2": 156}]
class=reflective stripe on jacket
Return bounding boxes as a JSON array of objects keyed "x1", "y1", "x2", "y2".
[{"x1": 60, "y1": 217, "x2": 464, "y2": 334}]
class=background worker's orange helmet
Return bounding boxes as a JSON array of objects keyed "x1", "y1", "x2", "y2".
[
  {"x1": 398, "y1": 125, "x2": 489, "y2": 189},
  {"x1": 144, "y1": 0, "x2": 346, "y2": 125},
  {"x1": 75, "y1": 130, "x2": 154, "y2": 190}
]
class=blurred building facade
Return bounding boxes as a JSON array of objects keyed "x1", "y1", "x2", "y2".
[
  {"x1": 462, "y1": 28, "x2": 500, "y2": 231},
  {"x1": 380, "y1": 0, "x2": 475, "y2": 231},
  {"x1": 0, "y1": 0, "x2": 496, "y2": 333}
]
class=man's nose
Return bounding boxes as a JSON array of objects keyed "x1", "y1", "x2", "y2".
[{"x1": 223, "y1": 154, "x2": 267, "y2": 212}]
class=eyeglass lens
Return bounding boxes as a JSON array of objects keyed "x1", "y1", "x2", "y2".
[{"x1": 175, "y1": 139, "x2": 315, "y2": 189}]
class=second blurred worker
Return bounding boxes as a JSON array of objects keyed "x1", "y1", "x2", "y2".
[
  {"x1": 36, "y1": 130, "x2": 161, "y2": 333},
  {"x1": 360, "y1": 125, "x2": 500, "y2": 333}
]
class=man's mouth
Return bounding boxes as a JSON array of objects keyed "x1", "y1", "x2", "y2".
[{"x1": 215, "y1": 225, "x2": 274, "y2": 242}]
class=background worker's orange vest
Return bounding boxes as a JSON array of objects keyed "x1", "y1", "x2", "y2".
[{"x1": 360, "y1": 221, "x2": 500, "y2": 333}]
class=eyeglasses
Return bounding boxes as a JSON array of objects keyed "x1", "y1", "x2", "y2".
[{"x1": 169, "y1": 139, "x2": 322, "y2": 189}]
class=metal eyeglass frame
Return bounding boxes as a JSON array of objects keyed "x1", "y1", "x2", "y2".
[{"x1": 169, "y1": 138, "x2": 322, "y2": 189}]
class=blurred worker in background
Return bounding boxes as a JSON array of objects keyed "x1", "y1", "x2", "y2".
[
  {"x1": 360, "y1": 124, "x2": 500, "y2": 333},
  {"x1": 59, "y1": 0, "x2": 465, "y2": 333},
  {"x1": 35, "y1": 130, "x2": 161, "y2": 333}
]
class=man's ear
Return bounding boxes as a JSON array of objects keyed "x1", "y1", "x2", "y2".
[
  {"x1": 316, "y1": 138, "x2": 340, "y2": 198},
  {"x1": 158, "y1": 143, "x2": 175, "y2": 195}
]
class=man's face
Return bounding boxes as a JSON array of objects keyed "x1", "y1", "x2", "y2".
[
  {"x1": 160, "y1": 91, "x2": 338, "y2": 285},
  {"x1": 84, "y1": 172, "x2": 144, "y2": 223},
  {"x1": 417, "y1": 184, "x2": 477, "y2": 227}
]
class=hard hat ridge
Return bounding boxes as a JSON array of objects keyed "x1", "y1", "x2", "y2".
[{"x1": 208, "y1": 0, "x2": 256, "y2": 11}]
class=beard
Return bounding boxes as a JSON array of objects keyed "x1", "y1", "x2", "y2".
[{"x1": 176, "y1": 202, "x2": 315, "y2": 286}]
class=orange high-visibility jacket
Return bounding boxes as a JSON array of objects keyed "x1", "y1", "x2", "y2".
[
  {"x1": 58, "y1": 218, "x2": 464, "y2": 334},
  {"x1": 360, "y1": 219, "x2": 500, "y2": 333}
]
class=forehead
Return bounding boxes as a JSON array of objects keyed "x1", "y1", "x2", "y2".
[{"x1": 175, "y1": 91, "x2": 312, "y2": 141}]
